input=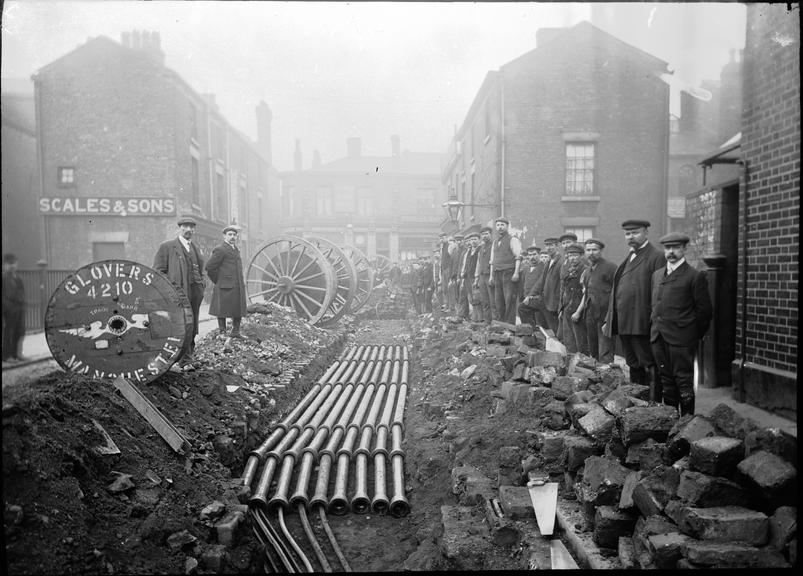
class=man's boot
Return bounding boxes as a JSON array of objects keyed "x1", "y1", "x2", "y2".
[
  {"x1": 217, "y1": 318, "x2": 227, "y2": 336},
  {"x1": 230, "y1": 318, "x2": 243, "y2": 338},
  {"x1": 679, "y1": 390, "x2": 695, "y2": 416}
]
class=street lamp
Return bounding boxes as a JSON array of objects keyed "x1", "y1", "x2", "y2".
[{"x1": 441, "y1": 197, "x2": 464, "y2": 225}]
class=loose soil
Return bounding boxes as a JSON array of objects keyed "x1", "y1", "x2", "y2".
[{"x1": 3, "y1": 303, "x2": 573, "y2": 574}]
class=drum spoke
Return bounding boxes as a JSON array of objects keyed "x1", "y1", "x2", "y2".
[{"x1": 288, "y1": 290, "x2": 315, "y2": 319}]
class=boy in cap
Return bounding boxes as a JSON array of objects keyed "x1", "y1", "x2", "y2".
[
  {"x1": 488, "y1": 217, "x2": 522, "y2": 324},
  {"x1": 517, "y1": 245, "x2": 546, "y2": 330},
  {"x1": 558, "y1": 243, "x2": 588, "y2": 354},
  {"x1": 574, "y1": 238, "x2": 617, "y2": 363},
  {"x1": 651, "y1": 232, "x2": 712, "y2": 415},
  {"x1": 206, "y1": 224, "x2": 247, "y2": 338},
  {"x1": 154, "y1": 215, "x2": 206, "y2": 365},
  {"x1": 2, "y1": 253, "x2": 27, "y2": 363},
  {"x1": 604, "y1": 219, "x2": 666, "y2": 399}
]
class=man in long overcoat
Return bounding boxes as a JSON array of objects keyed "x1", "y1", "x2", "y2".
[
  {"x1": 538, "y1": 237, "x2": 563, "y2": 335},
  {"x1": 604, "y1": 220, "x2": 666, "y2": 399},
  {"x1": 2, "y1": 253, "x2": 26, "y2": 362},
  {"x1": 651, "y1": 232, "x2": 712, "y2": 416},
  {"x1": 153, "y1": 215, "x2": 206, "y2": 361},
  {"x1": 206, "y1": 225, "x2": 247, "y2": 338}
]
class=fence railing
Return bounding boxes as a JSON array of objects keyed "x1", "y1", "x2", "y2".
[{"x1": 15, "y1": 269, "x2": 74, "y2": 332}]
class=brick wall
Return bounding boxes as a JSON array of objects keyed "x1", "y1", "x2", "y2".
[
  {"x1": 737, "y1": 4, "x2": 800, "y2": 373},
  {"x1": 466, "y1": 23, "x2": 669, "y2": 262}
]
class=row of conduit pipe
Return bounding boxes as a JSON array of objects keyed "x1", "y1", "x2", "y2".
[{"x1": 240, "y1": 344, "x2": 410, "y2": 572}]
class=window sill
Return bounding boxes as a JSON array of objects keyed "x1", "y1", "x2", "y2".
[{"x1": 561, "y1": 195, "x2": 600, "y2": 202}]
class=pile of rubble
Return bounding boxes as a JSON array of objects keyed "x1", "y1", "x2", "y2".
[{"x1": 409, "y1": 315, "x2": 797, "y2": 569}]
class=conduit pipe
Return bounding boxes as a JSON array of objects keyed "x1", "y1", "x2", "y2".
[
  {"x1": 329, "y1": 379, "x2": 387, "y2": 514},
  {"x1": 241, "y1": 360, "x2": 342, "y2": 489}
]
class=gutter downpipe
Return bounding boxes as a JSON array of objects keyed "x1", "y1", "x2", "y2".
[
  {"x1": 499, "y1": 74, "x2": 505, "y2": 218},
  {"x1": 736, "y1": 156, "x2": 749, "y2": 403}
]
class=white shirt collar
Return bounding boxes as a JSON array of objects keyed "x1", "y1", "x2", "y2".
[
  {"x1": 178, "y1": 235, "x2": 191, "y2": 251},
  {"x1": 667, "y1": 257, "x2": 685, "y2": 274}
]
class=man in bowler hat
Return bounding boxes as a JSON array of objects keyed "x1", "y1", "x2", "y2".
[
  {"x1": 154, "y1": 215, "x2": 206, "y2": 364},
  {"x1": 206, "y1": 224, "x2": 247, "y2": 338},
  {"x1": 604, "y1": 220, "x2": 666, "y2": 399},
  {"x1": 650, "y1": 232, "x2": 712, "y2": 415}
]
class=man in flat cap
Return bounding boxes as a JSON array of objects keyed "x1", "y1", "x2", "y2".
[
  {"x1": 604, "y1": 220, "x2": 666, "y2": 399},
  {"x1": 574, "y1": 238, "x2": 617, "y2": 363},
  {"x1": 436, "y1": 233, "x2": 451, "y2": 311},
  {"x1": 417, "y1": 254, "x2": 435, "y2": 314},
  {"x1": 458, "y1": 231, "x2": 481, "y2": 321},
  {"x1": 518, "y1": 245, "x2": 547, "y2": 330},
  {"x1": 488, "y1": 217, "x2": 522, "y2": 324},
  {"x1": 473, "y1": 226, "x2": 495, "y2": 324},
  {"x1": 154, "y1": 215, "x2": 206, "y2": 365},
  {"x1": 651, "y1": 232, "x2": 712, "y2": 416},
  {"x1": 2, "y1": 253, "x2": 27, "y2": 363},
  {"x1": 535, "y1": 237, "x2": 563, "y2": 334},
  {"x1": 206, "y1": 224, "x2": 247, "y2": 338},
  {"x1": 558, "y1": 243, "x2": 588, "y2": 354}
]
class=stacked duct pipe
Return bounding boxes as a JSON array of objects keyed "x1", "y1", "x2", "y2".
[{"x1": 244, "y1": 343, "x2": 411, "y2": 516}]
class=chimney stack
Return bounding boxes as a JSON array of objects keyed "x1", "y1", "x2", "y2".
[
  {"x1": 346, "y1": 137, "x2": 361, "y2": 158},
  {"x1": 120, "y1": 29, "x2": 164, "y2": 65},
  {"x1": 256, "y1": 101, "x2": 273, "y2": 165},
  {"x1": 294, "y1": 139, "x2": 303, "y2": 172}
]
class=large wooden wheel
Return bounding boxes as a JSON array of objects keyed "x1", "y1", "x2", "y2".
[
  {"x1": 306, "y1": 236, "x2": 357, "y2": 326},
  {"x1": 371, "y1": 254, "x2": 392, "y2": 284},
  {"x1": 246, "y1": 235, "x2": 336, "y2": 325},
  {"x1": 341, "y1": 244, "x2": 374, "y2": 313}
]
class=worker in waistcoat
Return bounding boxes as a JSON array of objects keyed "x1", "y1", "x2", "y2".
[{"x1": 488, "y1": 217, "x2": 522, "y2": 324}]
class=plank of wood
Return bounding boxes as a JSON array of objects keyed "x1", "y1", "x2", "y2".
[
  {"x1": 550, "y1": 539, "x2": 579, "y2": 569},
  {"x1": 113, "y1": 376, "x2": 190, "y2": 454},
  {"x1": 92, "y1": 418, "x2": 121, "y2": 455},
  {"x1": 527, "y1": 481, "x2": 558, "y2": 536}
]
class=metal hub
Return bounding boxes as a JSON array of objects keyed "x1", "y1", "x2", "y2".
[{"x1": 277, "y1": 276, "x2": 295, "y2": 295}]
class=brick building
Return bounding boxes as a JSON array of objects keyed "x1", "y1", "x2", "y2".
[
  {"x1": 442, "y1": 21, "x2": 670, "y2": 262},
  {"x1": 1, "y1": 80, "x2": 41, "y2": 267},
  {"x1": 32, "y1": 31, "x2": 280, "y2": 273},
  {"x1": 280, "y1": 136, "x2": 444, "y2": 262},
  {"x1": 687, "y1": 4, "x2": 798, "y2": 418}
]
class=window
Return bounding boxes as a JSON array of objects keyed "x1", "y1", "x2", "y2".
[
  {"x1": 357, "y1": 187, "x2": 373, "y2": 216},
  {"x1": 189, "y1": 102, "x2": 198, "y2": 141},
  {"x1": 565, "y1": 143, "x2": 595, "y2": 196},
  {"x1": 563, "y1": 227, "x2": 594, "y2": 242},
  {"x1": 58, "y1": 167, "x2": 75, "y2": 187},
  {"x1": 191, "y1": 157, "x2": 200, "y2": 205},
  {"x1": 315, "y1": 187, "x2": 333, "y2": 216},
  {"x1": 238, "y1": 179, "x2": 247, "y2": 225},
  {"x1": 415, "y1": 188, "x2": 436, "y2": 213},
  {"x1": 215, "y1": 171, "x2": 227, "y2": 221},
  {"x1": 333, "y1": 186, "x2": 355, "y2": 214}
]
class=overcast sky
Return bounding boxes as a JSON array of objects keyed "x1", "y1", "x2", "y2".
[{"x1": 2, "y1": 1, "x2": 746, "y2": 171}]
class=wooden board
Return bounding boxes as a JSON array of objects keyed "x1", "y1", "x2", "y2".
[
  {"x1": 113, "y1": 376, "x2": 190, "y2": 454},
  {"x1": 550, "y1": 539, "x2": 579, "y2": 569},
  {"x1": 527, "y1": 481, "x2": 558, "y2": 536}
]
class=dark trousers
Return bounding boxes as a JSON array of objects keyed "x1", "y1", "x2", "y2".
[
  {"x1": 457, "y1": 279, "x2": 471, "y2": 319},
  {"x1": 585, "y1": 306, "x2": 614, "y2": 363},
  {"x1": 477, "y1": 273, "x2": 493, "y2": 323},
  {"x1": 186, "y1": 283, "x2": 204, "y2": 354},
  {"x1": 542, "y1": 308, "x2": 560, "y2": 334},
  {"x1": 652, "y1": 334, "x2": 696, "y2": 415},
  {"x1": 561, "y1": 311, "x2": 588, "y2": 355},
  {"x1": 517, "y1": 300, "x2": 540, "y2": 329},
  {"x1": 420, "y1": 287, "x2": 433, "y2": 313},
  {"x1": 618, "y1": 333, "x2": 657, "y2": 390},
  {"x1": 492, "y1": 269, "x2": 519, "y2": 325},
  {"x1": 2, "y1": 307, "x2": 25, "y2": 360}
]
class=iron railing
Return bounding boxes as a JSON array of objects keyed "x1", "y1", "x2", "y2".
[{"x1": 14, "y1": 269, "x2": 74, "y2": 332}]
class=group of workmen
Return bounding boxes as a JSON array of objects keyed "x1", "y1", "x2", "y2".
[{"x1": 405, "y1": 217, "x2": 713, "y2": 416}]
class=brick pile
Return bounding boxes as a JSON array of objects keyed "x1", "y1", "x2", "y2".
[{"x1": 483, "y1": 321, "x2": 797, "y2": 569}]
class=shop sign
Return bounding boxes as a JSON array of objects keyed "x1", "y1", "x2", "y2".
[{"x1": 39, "y1": 197, "x2": 176, "y2": 216}]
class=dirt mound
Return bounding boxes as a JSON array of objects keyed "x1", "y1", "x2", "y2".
[{"x1": 3, "y1": 303, "x2": 344, "y2": 575}]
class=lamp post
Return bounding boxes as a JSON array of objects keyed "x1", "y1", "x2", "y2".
[{"x1": 441, "y1": 198, "x2": 464, "y2": 226}]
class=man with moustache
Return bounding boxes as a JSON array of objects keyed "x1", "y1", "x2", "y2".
[
  {"x1": 536, "y1": 237, "x2": 563, "y2": 335},
  {"x1": 457, "y1": 231, "x2": 481, "y2": 321},
  {"x1": 488, "y1": 217, "x2": 522, "y2": 324},
  {"x1": 604, "y1": 220, "x2": 666, "y2": 400},
  {"x1": 473, "y1": 226, "x2": 495, "y2": 324},
  {"x1": 650, "y1": 233, "x2": 712, "y2": 415},
  {"x1": 154, "y1": 215, "x2": 206, "y2": 365},
  {"x1": 574, "y1": 238, "x2": 617, "y2": 363},
  {"x1": 206, "y1": 224, "x2": 247, "y2": 338}
]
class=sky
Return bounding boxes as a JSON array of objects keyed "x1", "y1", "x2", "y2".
[{"x1": 1, "y1": 1, "x2": 747, "y2": 171}]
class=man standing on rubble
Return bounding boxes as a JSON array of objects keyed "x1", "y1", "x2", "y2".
[
  {"x1": 206, "y1": 224, "x2": 247, "y2": 338},
  {"x1": 538, "y1": 237, "x2": 563, "y2": 335},
  {"x1": 488, "y1": 217, "x2": 522, "y2": 324},
  {"x1": 154, "y1": 215, "x2": 206, "y2": 365},
  {"x1": 474, "y1": 226, "x2": 495, "y2": 324},
  {"x1": 517, "y1": 245, "x2": 546, "y2": 330},
  {"x1": 650, "y1": 232, "x2": 712, "y2": 416},
  {"x1": 574, "y1": 238, "x2": 617, "y2": 364},
  {"x1": 558, "y1": 243, "x2": 589, "y2": 354},
  {"x1": 604, "y1": 219, "x2": 666, "y2": 400},
  {"x1": 457, "y1": 231, "x2": 481, "y2": 321}
]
